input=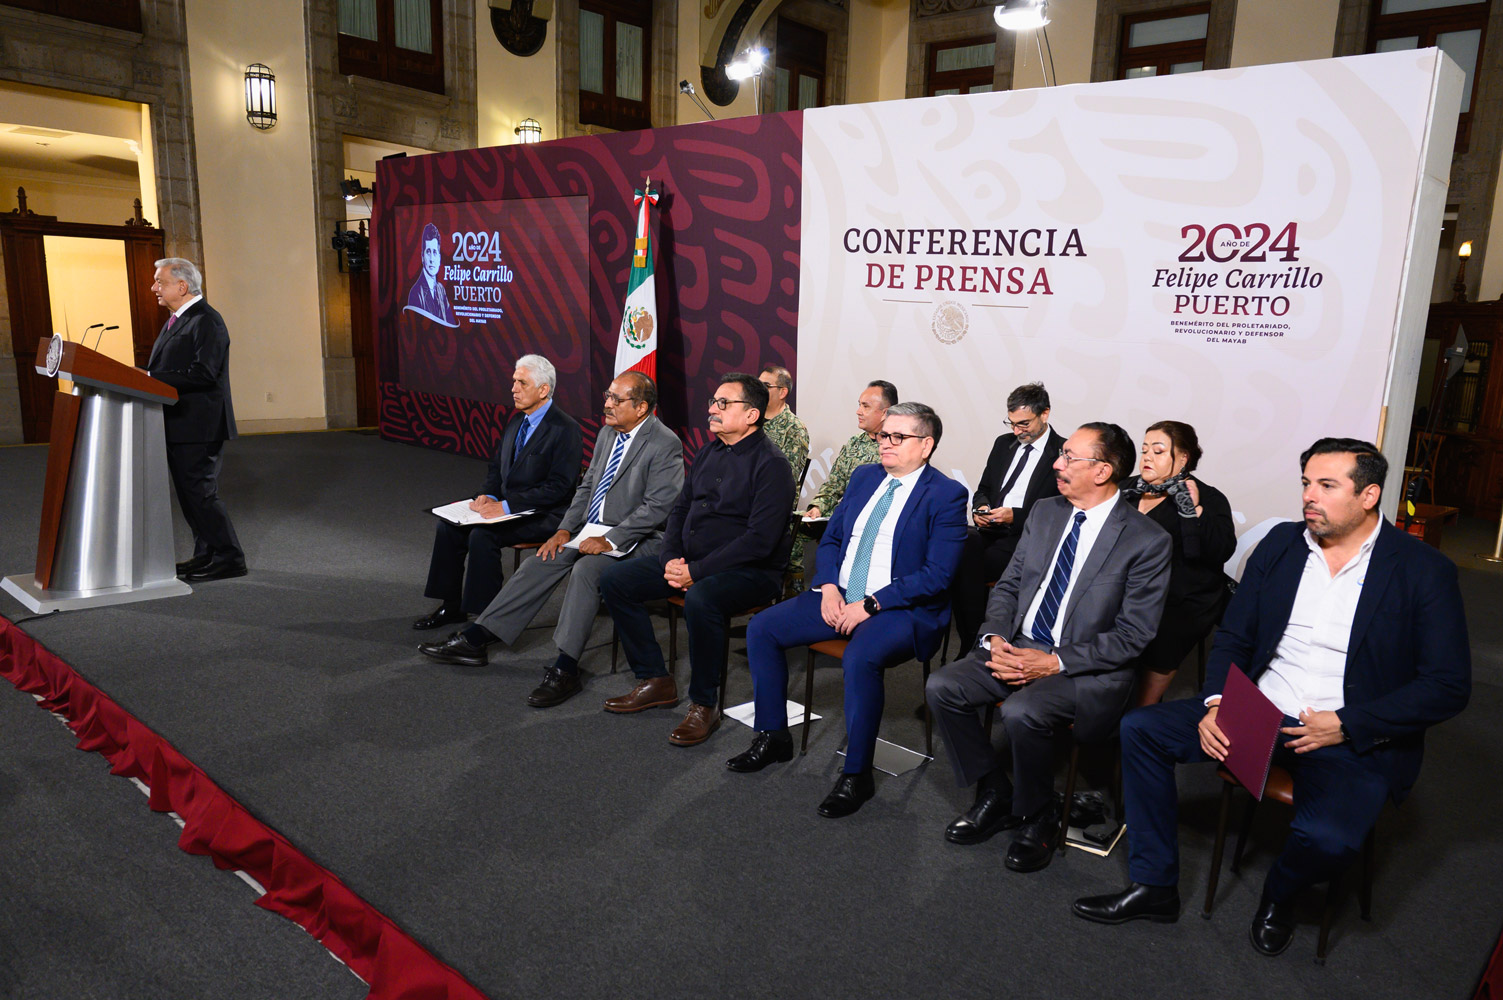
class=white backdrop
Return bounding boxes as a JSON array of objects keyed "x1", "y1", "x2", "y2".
[{"x1": 796, "y1": 50, "x2": 1462, "y2": 572}]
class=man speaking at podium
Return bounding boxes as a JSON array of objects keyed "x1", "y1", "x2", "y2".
[{"x1": 147, "y1": 258, "x2": 245, "y2": 582}]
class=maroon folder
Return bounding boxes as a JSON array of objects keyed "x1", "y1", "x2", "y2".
[{"x1": 1217, "y1": 664, "x2": 1283, "y2": 801}]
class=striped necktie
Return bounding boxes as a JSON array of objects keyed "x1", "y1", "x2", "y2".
[
  {"x1": 513, "y1": 417, "x2": 532, "y2": 459},
  {"x1": 845, "y1": 478, "x2": 902, "y2": 602},
  {"x1": 1030, "y1": 510, "x2": 1087, "y2": 646},
  {"x1": 586, "y1": 431, "x2": 630, "y2": 523}
]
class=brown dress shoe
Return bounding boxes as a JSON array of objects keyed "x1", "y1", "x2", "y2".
[
  {"x1": 602, "y1": 676, "x2": 680, "y2": 713},
  {"x1": 668, "y1": 703, "x2": 721, "y2": 746}
]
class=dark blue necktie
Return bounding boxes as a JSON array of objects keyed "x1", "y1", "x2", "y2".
[
  {"x1": 513, "y1": 418, "x2": 532, "y2": 460},
  {"x1": 996, "y1": 443, "x2": 1033, "y2": 500},
  {"x1": 1030, "y1": 510, "x2": 1087, "y2": 647},
  {"x1": 586, "y1": 431, "x2": 630, "y2": 523}
]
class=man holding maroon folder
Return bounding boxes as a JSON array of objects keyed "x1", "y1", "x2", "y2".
[{"x1": 1072, "y1": 438, "x2": 1470, "y2": 957}]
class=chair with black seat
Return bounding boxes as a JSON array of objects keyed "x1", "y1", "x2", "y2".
[
  {"x1": 1202, "y1": 764, "x2": 1376, "y2": 963},
  {"x1": 801, "y1": 638, "x2": 933, "y2": 757}
]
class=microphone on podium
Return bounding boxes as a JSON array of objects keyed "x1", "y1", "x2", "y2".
[
  {"x1": 89, "y1": 325, "x2": 119, "y2": 352},
  {"x1": 77, "y1": 323, "x2": 104, "y2": 345}
]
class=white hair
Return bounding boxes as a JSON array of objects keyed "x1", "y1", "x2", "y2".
[
  {"x1": 154, "y1": 257, "x2": 202, "y2": 295},
  {"x1": 515, "y1": 354, "x2": 557, "y2": 393}
]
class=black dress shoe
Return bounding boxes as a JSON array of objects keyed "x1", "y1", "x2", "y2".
[
  {"x1": 413, "y1": 605, "x2": 466, "y2": 630},
  {"x1": 1005, "y1": 805, "x2": 1062, "y2": 873},
  {"x1": 1072, "y1": 882, "x2": 1182, "y2": 924},
  {"x1": 726, "y1": 730, "x2": 794, "y2": 772},
  {"x1": 1249, "y1": 893, "x2": 1295, "y2": 956},
  {"x1": 527, "y1": 666, "x2": 582, "y2": 707},
  {"x1": 417, "y1": 631, "x2": 489, "y2": 667},
  {"x1": 176, "y1": 554, "x2": 212, "y2": 575},
  {"x1": 185, "y1": 559, "x2": 247, "y2": 582},
  {"x1": 946, "y1": 785, "x2": 1022, "y2": 845},
  {"x1": 817, "y1": 772, "x2": 875, "y2": 818}
]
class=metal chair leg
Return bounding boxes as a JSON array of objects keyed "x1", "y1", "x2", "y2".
[
  {"x1": 938, "y1": 625, "x2": 951, "y2": 666},
  {"x1": 610, "y1": 626, "x2": 619, "y2": 674},
  {"x1": 1058, "y1": 742, "x2": 1080, "y2": 855},
  {"x1": 667, "y1": 603, "x2": 678, "y2": 676},
  {"x1": 1316, "y1": 870, "x2": 1340, "y2": 965},
  {"x1": 801, "y1": 648, "x2": 817, "y2": 755},
  {"x1": 1203, "y1": 782, "x2": 1234, "y2": 917},
  {"x1": 1230, "y1": 794, "x2": 1258, "y2": 875},
  {"x1": 921, "y1": 658, "x2": 933, "y2": 757}
]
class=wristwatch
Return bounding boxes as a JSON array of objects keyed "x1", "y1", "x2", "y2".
[
  {"x1": 863, "y1": 595, "x2": 881, "y2": 615},
  {"x1": 1339, "y1": 721, "x2": 1352, "y2": 743}
]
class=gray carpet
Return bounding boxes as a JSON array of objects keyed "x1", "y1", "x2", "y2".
[{"x1": 0, "y1": 430, "x2": 1499, "y2": 1000}]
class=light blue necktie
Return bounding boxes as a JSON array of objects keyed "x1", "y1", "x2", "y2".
[
  {"x1": 1031, "y1": 510, "x2": 1087, "y2": 646},
  {"x1": 845, "y1": 478, "x2": 902, "y2": 602},
  {"x1": 586, "y1": 431, "x2": 630, "y2": 523}
]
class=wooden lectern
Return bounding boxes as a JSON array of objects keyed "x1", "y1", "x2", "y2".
[{"x1": 2, "y1": 335, "x2": 193, "y2": 612}]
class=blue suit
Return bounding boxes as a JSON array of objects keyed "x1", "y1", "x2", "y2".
[
  {"x1": 1121, "y1": 519, "x2": 1471, "y2": 898},
  {"x1": 747, "y1": 462, "x2": 968, "y2": 773}
]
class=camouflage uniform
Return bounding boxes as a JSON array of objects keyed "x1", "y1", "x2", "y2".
[
  {"x1": 807, "y1": 431, "x2": 881, "y2": 518},
  {"x1": 761, "y1": 406, "x2": 810, "y2": 590}
]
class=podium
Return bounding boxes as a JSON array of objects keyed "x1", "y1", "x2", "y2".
[{"x1": 2, "y1": 335, "x2": 192, "y2": 612}]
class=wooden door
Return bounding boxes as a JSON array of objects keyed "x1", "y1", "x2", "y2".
[{"x1": 2, "y1": 227, "x2": 57, "y2": 443}]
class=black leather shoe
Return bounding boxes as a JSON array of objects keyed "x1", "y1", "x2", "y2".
[
  {"x1": 176, "y1": 554, "x2": 212, "y2": 575},
  {"x1": 1005, "y1": 804, "x2": 1062, "y2": 873},
  {"x1": 1249, "y1": 893, "x2": 1295, "y2": 956},
  {"x1": 185, "y1": 559, "x2": 247, "y2": 582},
  {"x1": 413, "y1": 605, "x2": 466, "y2": 631},
  {"x1": 726, "y1": 730, "x2": 794, "y2": 772},
  {"x1": 527, "y1": 666, "x2": 582, "y2": 707},
  {"x1": 946, "y1": 785, "x2": 1022, "y2": 845},
  {"x1": 417, "y1": 631, "x2": 489, "y2": 667},
  {"x1": 817, "y1": 772, "x2": 875, "y2": 818},
  {"x1": 1072, "y1": 882, "x2": 1182, "y2": 924}
]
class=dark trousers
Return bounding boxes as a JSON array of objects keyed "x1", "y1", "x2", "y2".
[
  {"x1": 599, "y1": 556, "x2": 781, "y2": 708},
  {"x1": 166, "y1": 440, "x2": 242, "y2": 562},
  {"x1": 950, "y1": 528, "x2": 1017, "y2": 652},
  {"x1": 925, "y1": 643, "x2": 1078, "y2": 816},
  {"x1": 747, "y1": 590, "x2": 923, "y2": 774},
  {"x1": 1120, "y1": 698, "x2": 1390, "y2": 901},
  {"x1": 424, "y1": 518, "x2": 548, "y2": 616}
]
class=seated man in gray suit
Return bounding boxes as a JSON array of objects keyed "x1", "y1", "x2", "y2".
[
  {"x1": 926, "y1": 422, "x2": 1171, "y2": 873},
  {"x1": 418, "y1": 372, "x2": 684, "y2": 708}
]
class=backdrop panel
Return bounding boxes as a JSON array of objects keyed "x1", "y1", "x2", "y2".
[{"x1": 797, "y1": 51, "x2": 1460, "y2": 565}]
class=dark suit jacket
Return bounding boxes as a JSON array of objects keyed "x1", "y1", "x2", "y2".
[
  {"x1": 1201, "y1": 519, "x2": 1471, "y2": 801},
  {"x1": 981, "y1": 494, "x2": 1172, "y2": 741},
  {"x1": 972, "y1": 427, "x2": 1064, "y2": 545},
  {"x1": 147, "y1": 299, "x2": 237, "y2": 445},
  {"x1": 813, "y1": 463, "x2": 969, "y2": 661},
  {"x1": 558, "y1": 414, "x2": 684, "y2": 551},
  {"x1": 481, "y1": 403, "x2": 583, "y2": 535}
]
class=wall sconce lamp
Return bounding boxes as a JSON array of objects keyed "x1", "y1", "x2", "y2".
[
  {"x1": 245, "y1": 63, "x2": 277, "y2": 130},
  {"x1": 514, "y1": 118, "x2": 542, "y2": 143},
  {"x1": 1453, "y1": 239, "x2": 1474, "y2": 302}
]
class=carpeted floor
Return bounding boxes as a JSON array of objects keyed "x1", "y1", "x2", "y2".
[{"x1": 1, "y1": 430, "x2": 1499, "y2": 999}]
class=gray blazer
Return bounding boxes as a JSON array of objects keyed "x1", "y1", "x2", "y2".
[
  {"x1": 980, "y1": 493, "x2": 1172, "y2": 741},
  {"x1": 559, "y1": 414, "x2": 684, "y2": 551}
]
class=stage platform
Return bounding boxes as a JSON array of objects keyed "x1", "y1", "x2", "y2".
[{"x1": 1, "y1": 430, "x2": 1500, "y2": 999}]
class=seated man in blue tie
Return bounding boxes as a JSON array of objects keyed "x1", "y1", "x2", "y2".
[
  {"x1": 926, "y1": 422, "x2": 1171, "y2": 871},
  {"x1": 1072, "y1": 438, "x2": 1471, "y2": 957},
  {"x1": 727, "y1": 402, "x2": 968, "y2": 818}
]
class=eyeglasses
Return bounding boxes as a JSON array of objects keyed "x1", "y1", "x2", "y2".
[
  {"x1": 758, "y1": 381, "x2": 782, "y2": 391},
  {"x1": 602, "y1": 391, "x2": 637, "y2": 405},
  {"x1": 1059, "y1": 451, "x2": 1105, "y2": 465},
  {"x1": 878, "y1": 431, "x2": 931, "y2": 445},
  {"x1": 708, "y1": 396, "x2": 752, "y2": 410},
  {"x1": 1007, "y1": 416, "x2": 1039, "y2": 430}
]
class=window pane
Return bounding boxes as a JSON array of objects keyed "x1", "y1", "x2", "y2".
[
  {"x1": 338, "y1": 0, "x2": 378, "y2": 40},
  {"x1": 1170, "y1": 60, "x2": 1203, "y2": 73},
  {"x1": 797, "y1": 73, "x2": 818, "y2": 110},
  {"x1": 394, "y1": 0, "x2": 432, "y2": 53},
  {"x1": 1375, "y1": 35, "x2": 1422, "y2": 52},
  {"x1": 775, "y1": 66, "x2": 791, "y2": 112},
  {"x1": 1438, "y1": 29, "x2": 1481, "y2": 112},
  {"x1": 968, "y1": 83, "x2": 994, "y2": 93},
  {"x1": 1125, "y1": 65, "x2": 1158, "y2": 78},
  {"x1": 616, "y1": 21, "x2": 644, "y2": 102},
  {"x1": 936, "y1": 41, "x2": 995, "y2": 73},
  {"x1": 933, "y1": 87, "x2": 960, "y2": 96},
  {"x1": 1128, "y1": 13, "x2": 1209, "y2": 48},
  {"x1": 580, "y1": 10, "x2": 604, "y2": 94},
  {"x1": 1381, "y1": 0, "x2": 1483, "y2": 12}
]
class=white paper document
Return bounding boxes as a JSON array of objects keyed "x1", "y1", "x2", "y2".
[
  {"x1": 800, "y1": 515, "x2": 830, "y2": 523},
  {"x1": 724, "y1": 699, "x2": 821, "y2": 729},
  {"x1": 562, "y1": 522, "x2": 635, "y2": 558},
  {"x1": 430, "y1": 500, "x2": 535, "y2": 526}
]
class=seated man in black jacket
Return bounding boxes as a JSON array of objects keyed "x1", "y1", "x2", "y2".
[
  {"x1": 599, "y1": 373, "x2": 795, "y2": 747},
  {"x1": 413, "y1": 354, "x2": 583, "y2": 630}
]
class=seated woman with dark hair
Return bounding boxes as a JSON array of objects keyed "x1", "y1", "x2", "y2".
[{"x1": 1121, "y1": 420, "x2": 1236, "y2": 706}]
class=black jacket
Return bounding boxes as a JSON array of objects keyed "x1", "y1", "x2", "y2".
[
  {"x1": 481, "y1": 403, "x2": 584, "y2": 534},
  {"x1": 147, "y1": 298, "x2": 237, "y2": 445}
]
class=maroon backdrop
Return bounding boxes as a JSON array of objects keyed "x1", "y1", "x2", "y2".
[{"x1": 373, "y1": 112, "x2": 804, "y2": 464}]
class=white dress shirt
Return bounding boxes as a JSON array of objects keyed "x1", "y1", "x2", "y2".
[
  {"x1": 838, "y1": 465, "x2": 925, "y2": 597},
  {"x1": 1254, "y1": 519, "x2": 1381, "y2": 718},
  {"x1": 999, "y1": 436, "x2": 1048, "y2": 510},
  {"x1": 172, "y1": 294, "x2": 203, "y2": 319}
]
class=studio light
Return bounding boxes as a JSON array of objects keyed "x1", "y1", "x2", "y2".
[
  {"x1": 514, "y1": 117, "x2": 542, "y2": 143},
  {"x1": 725, "y1": 47, "x2": 769, "y2": 113},
  {"x1": 994, "y1": 0, "x2": 1049, "y2": 31},
  {"x1": 339, "y1": 177, "x2": 373, "y2": 201},
  {"x1": 244, "y1": 63, "x2": 277, "y2": 130}
]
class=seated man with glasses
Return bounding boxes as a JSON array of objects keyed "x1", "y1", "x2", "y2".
[
  {"x1": 599, "y1": 374, "x2": 795, "y2": 746},
  {"x1": 726, "y1": 402, "x2": 966, "y2": 817},
  {"x1": 418, "y1": 373, "x2": 683, "y2": 710},
  {"x1": 951, "y1": 382, "x2": 1065, "y2": 654},
  {"x1": 926, "y1": 422, "x2": 1171, "y2": 871}
]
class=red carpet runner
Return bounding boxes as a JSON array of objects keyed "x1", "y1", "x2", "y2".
[{"x1": 0, "y1": 616, "x2": 489, "y2": 1000}]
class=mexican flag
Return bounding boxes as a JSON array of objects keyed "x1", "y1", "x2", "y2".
[{"x1": 614, "y1": 180, "x2": 659, "y2": 379}]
